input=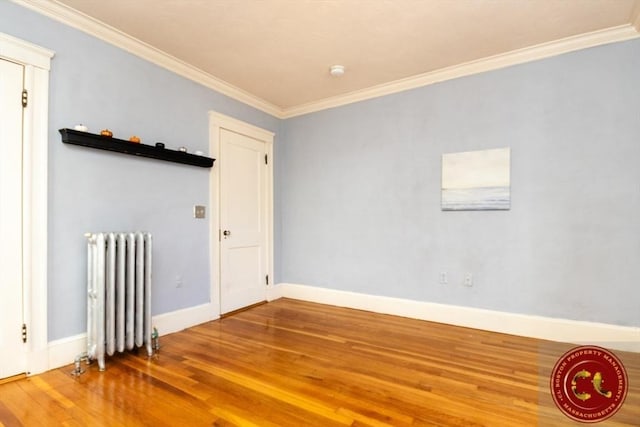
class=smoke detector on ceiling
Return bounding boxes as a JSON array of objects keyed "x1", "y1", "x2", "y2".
[{"x1": 330, "y1": 65, "x2": 345, "y2": 77}]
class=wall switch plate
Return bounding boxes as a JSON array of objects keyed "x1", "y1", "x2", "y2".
[{"x1": 194, "y1": 205, "x2": 206, "y2": 219}]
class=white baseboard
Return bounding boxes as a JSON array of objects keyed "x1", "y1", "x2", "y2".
[
  {"x1": 45, "y1": 303, "x2": 220, "y2": 371},
  {"x1": 274, "y1": 283, "x2": 640, "y2": 353},
  {"x1": 151, "y1": 303, "x2": 219, "y2": 336},
  {"x1": 48, "y1": 333, "x2": 86, "y2": 371},
  {"x1": 42, "y1": 284, "x2": 638, "y2": 373},
  {"x1": 26, "y1": 348, "x2": 52, "y2": 376},
  {"x1": 267, "y1": 284, "x2": 284, "y2": 301}
]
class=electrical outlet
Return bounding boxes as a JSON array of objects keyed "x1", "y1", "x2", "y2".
[
  {"x1": 439, "y1": 272, "x2": 448, "y2": 284},
  {"x1": 464, "y1": 273, "x2": 473, "y2": 287}
]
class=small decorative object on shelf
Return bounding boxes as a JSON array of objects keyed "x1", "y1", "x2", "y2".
[
  {"x1": 100, "y1": 129, "x2": 113, "y2": 137},
  {"x1": 129, "y1": 136, "x2": 141, "y2": 143},
  {"x1": 59, "y1": 128, "x2": 215, "y2": 168},
  {"x1": 155, "y1": 142, "x2": 165, "y2": 149},
  {"x1": 178, "y1": 146, "x2": 187, "y2": 153},
  {"x1": 74, "y1": 124, "x2": 88, "y2": 132}
]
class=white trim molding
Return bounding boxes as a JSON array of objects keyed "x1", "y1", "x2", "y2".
[
  {"x1": 47, "y1": 303, "x2": 220, "y2": 371},
  {"x1": 13, "y1": 0, "x2": 282, "y2": 118},
  {"x1": 283, "y1": 24, "x2": 640, "y2": 118},
  {"x1": 11, "y1": 1, "x2": 640, "y2": 119},
  {"x1": 275, "y1": 283, "x2": 640, "y2": 353},
  {"x1": 1, "y1": 32, "x2": 54, "y2": 376},
  {"x1": 208, "y1": 112, "x2": 275, "y2": 316},
  {"x1": 0, "y1": 32, "x2": 54, "y2": 69},
  {"x1": 47, "y1": 333, "x2": 86, "y2": 371},
  {"x1": 152, "y1": 303, "x2": 219, "y2": 337},
  {"x1": 632, "y1": 2, "x2": 640, "y2": 32},
  {"x1": 43, "y1": 281, "x2": 639, "y2": 371}
]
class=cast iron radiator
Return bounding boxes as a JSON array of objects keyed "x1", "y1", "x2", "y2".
[{"x1": 84, "y1": 232, "x2": 153, "y2": 371}]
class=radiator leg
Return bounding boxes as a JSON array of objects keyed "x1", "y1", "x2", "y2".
[{"x1": 71, "y1": 353, "x2": 89, "y2": 377}]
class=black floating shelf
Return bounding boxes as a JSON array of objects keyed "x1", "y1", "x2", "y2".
[{"x1": 59, "y1": 128, "x2": 215, "y2": 168}]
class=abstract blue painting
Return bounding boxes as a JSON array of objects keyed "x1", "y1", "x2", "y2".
[{"x1": 442, "y1": 148, "x2": 510, "y2": 211}]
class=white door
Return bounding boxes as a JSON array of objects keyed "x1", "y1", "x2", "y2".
[
  {"x1": 219, "y1": 128, "x2": 268, "y2": 314},
  {"x1": 0, "y1": 58, "x2": 26, "y2": 379}
]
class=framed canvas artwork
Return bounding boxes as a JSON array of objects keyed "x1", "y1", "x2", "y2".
[{"x1": 441, "y1": 148, "x2": 510, "y2": 211}]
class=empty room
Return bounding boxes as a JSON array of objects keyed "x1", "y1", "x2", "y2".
[{"x1": 1, "y1": 0, "x2": 639, "y2": 425}]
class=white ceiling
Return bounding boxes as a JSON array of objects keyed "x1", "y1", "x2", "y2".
[{"x1": 23, "y1": 0, "x2": 640, "y2": 117}]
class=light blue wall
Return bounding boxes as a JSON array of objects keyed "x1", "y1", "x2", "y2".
[
  {"x1": 3, "y1": 1, "x2": 638, "y2": 341},
  {"x1": 1, "y1": 2, "x2": 280, "y2": 341},
  {"x1": 279, "y1": 39, "x2": 640, "y2": 327}
]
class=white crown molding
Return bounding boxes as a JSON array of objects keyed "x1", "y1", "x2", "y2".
[
  {"x1": 12, "y1": 1, "x2": 640, "y2": 120},
  {"x1": 12, "y1": 0, "x2": 284, "y2": 118},
  {"x1": 282, "y1": 24, "x2": 640, "y2": 118},
  {"x1": 632, "y1": 1, "x2": 640, "y2": 32}
]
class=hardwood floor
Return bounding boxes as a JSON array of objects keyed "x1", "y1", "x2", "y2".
[{"x1": 0, "y1": 298, "x2": 638, "y2": 426}]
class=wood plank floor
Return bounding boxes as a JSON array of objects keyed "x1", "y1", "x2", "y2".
[{"x1": 0, "y1": 298, "x2": 638, "y2": 426}]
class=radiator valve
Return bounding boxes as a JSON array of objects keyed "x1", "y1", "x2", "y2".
[{"x1": 152, "y1": 327, "x2": 160, "y2": 353}]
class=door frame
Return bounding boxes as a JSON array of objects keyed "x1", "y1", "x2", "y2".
[
  {"x1": 0, "y1": 32, "x2": 53, "y2": 375},
  {"x1": 208, "y1": 112, "x2": 274, "y2": 318}
]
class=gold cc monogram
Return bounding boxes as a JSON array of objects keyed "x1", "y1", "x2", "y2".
[{"x1": 571, "y1": 370, "x2": 612, "y2": 401}]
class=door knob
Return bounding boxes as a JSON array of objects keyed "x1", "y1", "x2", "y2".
[{"x1": 223, "y1": 230, "x2": 231, "y2": 237}]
